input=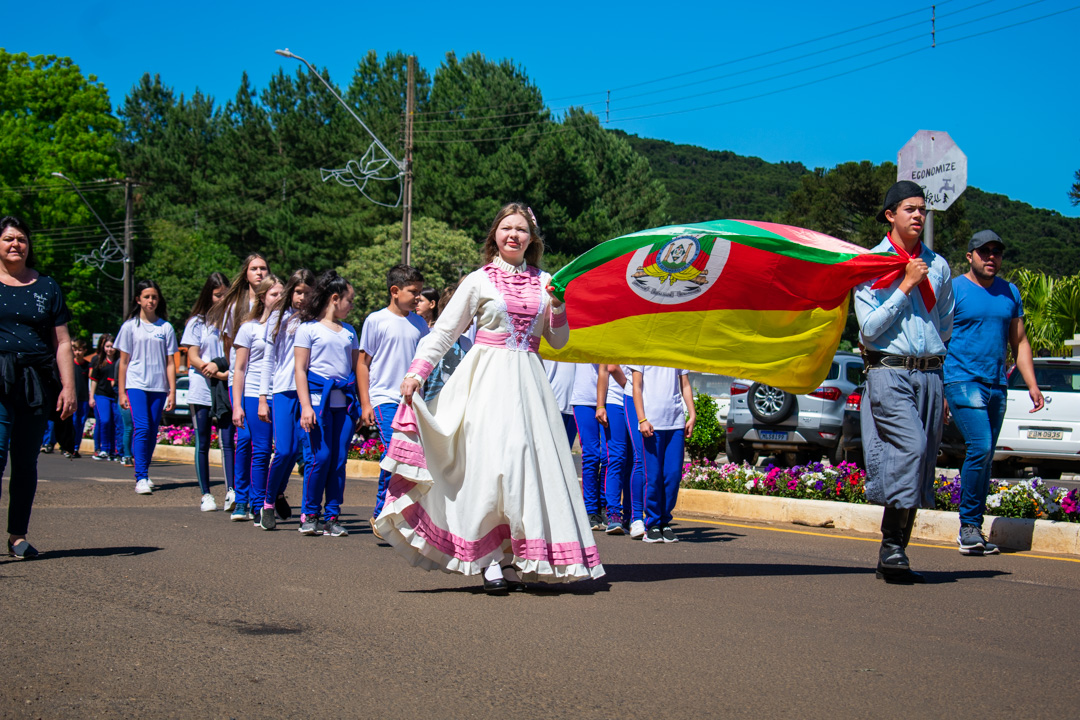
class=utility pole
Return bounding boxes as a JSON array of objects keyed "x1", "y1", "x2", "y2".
[
  {"x1": 402, "y1": 55, "x2": 415, "y2": 265},
  {"x1": 123, "y1": 179, "x2": 134, "y2": 317}
]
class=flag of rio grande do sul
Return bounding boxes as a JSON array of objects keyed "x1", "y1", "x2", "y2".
[{"x1": 540, "y1": 220, "x2": 909, "y2": 394}]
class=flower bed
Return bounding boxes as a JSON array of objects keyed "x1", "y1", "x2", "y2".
[
  {"x1": 348, "y1": 438, "x2": 384, "y2": 461},
  {"x1": 148, "y1": 424, "x2": 383, "y2": 461},
  {"x1": 681, "y1": 460, "x2": 1080, "y2": 523}
]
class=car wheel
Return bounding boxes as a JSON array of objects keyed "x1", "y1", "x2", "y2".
[
  {"x1": 725, "y1": 437, "x2": 751, "y2": 465},
  {"x1": 747, "y1": 383, "x2": 796, "y2": 424},
  {"x1": 1035, "y1": 465, "x2": 1062, "y2": 480}
]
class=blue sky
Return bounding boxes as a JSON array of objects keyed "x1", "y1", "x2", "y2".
[{"x1": 8, "y1": 0, "x2": 1079, "y2": 216}]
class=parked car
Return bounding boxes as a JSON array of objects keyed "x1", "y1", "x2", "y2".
[
  {"x1": 725, "y1": 351, "x2": 863, "y2": 466},
  {"x1": 993, "y1": 358, "x2": 1080, "y2": 479},
  {"x1": 162, "y1": 374, "x2": 190, "y2": 425},
  {"x1": 838, "y1": 383, "x2": 966, "y2": 469}
]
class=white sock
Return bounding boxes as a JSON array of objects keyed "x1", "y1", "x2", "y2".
[{"x1": 483, "y1": 563, "x2": 503, "y2": 582}]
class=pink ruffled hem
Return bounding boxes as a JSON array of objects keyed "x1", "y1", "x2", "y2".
[
  {"x1": 386, "y1": 437, "x2": 427, "y2": 469},
  {"x1": 392, "y1": 402, "x2": 419, "y2": 433}
]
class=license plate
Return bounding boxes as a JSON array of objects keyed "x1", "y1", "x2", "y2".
[
  {"x1": 1027, "y1": 429, "x2": 1063, "y2": 440},
  {"x1": 760, "y1": 430, "x2": 788, "y2": 441}
]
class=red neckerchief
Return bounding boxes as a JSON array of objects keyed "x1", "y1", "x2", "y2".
[{"x1": 871, "y1": 232, "x2": 936, "y2": 311}]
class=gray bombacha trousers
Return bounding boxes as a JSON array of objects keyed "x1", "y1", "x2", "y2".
[{"x1": 861, "y1": 366, "x2": 944, "y2": 509}]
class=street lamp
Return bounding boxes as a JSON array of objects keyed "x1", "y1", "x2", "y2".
[{"x1": 275, "y1": 48, "x2": 413, "y2": 264}]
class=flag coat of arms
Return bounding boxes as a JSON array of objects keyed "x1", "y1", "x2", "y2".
[{"x1": 541, "y1": 220, "x2": 910, "y2": 394}]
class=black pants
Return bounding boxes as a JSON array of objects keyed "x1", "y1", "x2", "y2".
[{"x1": 1, "y1": 391, "x2": 49, "y2": 535}]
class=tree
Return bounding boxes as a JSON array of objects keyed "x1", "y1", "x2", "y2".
[
  {"x1": 1010, "y1": 268, "x2": 1080, "y2": 355},
  {"x1": 0, "y1": 49, "x2": 123, "y2": 336},
  {"x1": 1070, "y1": 169, "x2": 1080, "y2": 207},
  {"x1": 139, "y1": 219, "x2": 239, "y2": 333},
  {"x1": 338, "y1": 216, "x2": 479, "y2": 322}
]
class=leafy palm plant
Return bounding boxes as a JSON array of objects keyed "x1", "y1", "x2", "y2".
[{"x1": 1009, "y1": 269, "x2": 1080, "y2": 355}]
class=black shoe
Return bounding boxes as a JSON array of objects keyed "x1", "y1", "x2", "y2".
[
  {"x1": 643, "y1": 526, "x2": 664, "y2": 543},
  {"x1": 482, "y1": 577, "x2": 508, "y2": 594},
  {"x1": 259, "y1": 507, "x2": 277, "y2": 531},
  {"x1": 274, "y1": 494, "x2": 292, "y2": 521},
  {"x1": 588, "y1": 513, "x2": 605, "y2": 531},
  {"x1": 7, "y1": 539, "x2": 39, "y2": 560}
]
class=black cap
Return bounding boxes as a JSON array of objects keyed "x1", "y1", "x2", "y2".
[
  {"x1": 876, "y1": 180, "x2": 926, "y2": 224},
  {"x1": 968, "y1": 229, "x2": 1004, "y2": 252}
]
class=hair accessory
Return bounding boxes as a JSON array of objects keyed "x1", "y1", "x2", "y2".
[{"x1": 526, "y1": 206, "x2": 539, "y2": 229}]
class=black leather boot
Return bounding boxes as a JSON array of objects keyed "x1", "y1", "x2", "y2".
[
  {"x1": 876, "y1": 507, "x2": 909, "y2": 580},
  {"x1": 898, "y1": 509, "x2": 926, "y2": 583}
]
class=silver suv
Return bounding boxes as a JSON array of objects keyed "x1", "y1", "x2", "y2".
[{"x1": 725, "y1": 352, "x2": 864, "y2": 466}]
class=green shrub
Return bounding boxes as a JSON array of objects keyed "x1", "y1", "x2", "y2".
[{"x1": 687, "y1": 392, "x2": 725, "y2": 462}]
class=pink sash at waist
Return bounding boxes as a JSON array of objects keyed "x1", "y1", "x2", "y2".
[{"x1": 474, "y1": 329, "x2": 541, "y2": 353}]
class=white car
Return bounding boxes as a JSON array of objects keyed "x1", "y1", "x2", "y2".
[{"x1": 994, "y1": 358, "x2": 1080, "y2": 479}]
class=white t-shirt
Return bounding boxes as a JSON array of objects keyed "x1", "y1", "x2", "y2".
[
  {"x1": 602, "y1": 365, "x2": 626, "y2": 408},
  {"x1": 295, "y1": 320, "x2": 359, "y2": 408},
  {"x1": 626, "y1": 365, "x2": 689, "y2": 431},
  {"x1": 233, "y1": 319, "x2": 270, "y2": 398},
  {"x1": 261, "y1": 309, "x2": 301, "y2": 395},
  {"x1": 180, "y1": 315, "x2": 224, "y2": 406},
  {"x1": 543, "y1": 360, "x2": 575, "y2": 415},
  {"x1": 359, "y1": 308, "x2": 429, "y2": 408},
  {"x1": 116, "y1": 317, "x2": 178, "y2": 393},
  {"x1": 570, "y1": 363, "x2": 599, "y2": 407}
]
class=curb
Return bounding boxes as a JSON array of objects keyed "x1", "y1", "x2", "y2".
[
  {"x1": 674, "y1": 488, "x2": 1080, "y2": 556},
  {"x1": 78, "y1": 439, "x2": 382, "y2": 479}
]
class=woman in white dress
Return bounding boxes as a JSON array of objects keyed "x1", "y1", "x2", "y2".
[{"x1": 377, "y1": 203, "x2": 605, "y2": 593}]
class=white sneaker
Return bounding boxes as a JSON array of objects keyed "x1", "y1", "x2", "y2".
[
  {"x1": 223, "y1": 488, "x2": 236, "y2": 512},
  {"x1": 200, "y1": 493, "x2": 217, "y2": 512},
  {"x1": 629, "y1": 520, "x2": 646, "y2": 539},
  {"x1": 146, "y1": 478, "x2": 156, "y2": 489},
  {"x1": 135, "y1": 479, "x2": 153, "y2": 495}
]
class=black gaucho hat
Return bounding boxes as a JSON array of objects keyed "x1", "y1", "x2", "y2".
[
  {"x1": 876, "y1": 181, "x2": 925, "y2": 224},
  {"x1": 968, "y1": 229, "x2": 1004, "y2": 252}
]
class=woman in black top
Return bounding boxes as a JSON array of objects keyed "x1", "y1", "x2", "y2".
[
  {"x1": 90, "y1": 333, "x2": 123, "y2": 461},
  {"x1": 0, "y1": 215, "x2": 76, "y2": 559}
]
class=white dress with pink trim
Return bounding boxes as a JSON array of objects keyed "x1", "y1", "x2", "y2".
[{"x1": 375, "y1": 257, "x2": 605, "y2": 583}]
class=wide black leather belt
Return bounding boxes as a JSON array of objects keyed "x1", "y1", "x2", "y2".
[{"x1": 863, "y1": 351, "x2": 944, "y2": 371}]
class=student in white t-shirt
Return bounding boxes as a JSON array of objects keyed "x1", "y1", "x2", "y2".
[
  {"x1": 231, "y1": 275, "x2": 284, "y2": 525},
  {"x1": 180, "y1": 272, "x2": 229, "y2": 512},
  {"x1": 596, "y1": 364, "x2": 632, "y2": 535},
  {"x1": 571, "y1": 363, "x2": 607, "y2": 530},
  {"x1": 117, "y1": 280, "x2": 178, "y2": 496},
  {"x1": 205, "y1": 253, "x2": 270, "y2": 513},
  {"x1": 358, "y1": 264, "x2": 428, "y2": 537},
  {"x1": 294, "y1": 271, "x2": 361, "y2": 538},
  {"x1": 257, "y1": 268, "x2": 315, "y2": 530},
  {"x1": 628, "y1": 365, "x2": 695, "y2": 544},
  {"x1": 543, "y1": 359, "x2": 577, "y2": 446}
]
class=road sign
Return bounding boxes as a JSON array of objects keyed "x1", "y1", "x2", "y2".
[{"x1": 897, "y1": 130, "x2": 967, "y2": 211}]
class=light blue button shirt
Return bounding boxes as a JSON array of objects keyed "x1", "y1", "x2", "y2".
[{"x1": 853, "y1": 236, "x2": 954, "y2": 356}]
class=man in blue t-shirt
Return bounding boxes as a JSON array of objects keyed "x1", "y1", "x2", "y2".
[{"x1": 944, "y1": 230, "x2": 1044, "y2": 555}]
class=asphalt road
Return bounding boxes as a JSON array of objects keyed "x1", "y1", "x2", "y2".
[{"x1": 3, "y1": 453, "x2": 1079, "y2": 719}]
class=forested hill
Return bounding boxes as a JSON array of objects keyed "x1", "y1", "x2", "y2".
[{"x1": 618, "y1": 131, "x2": 1080, "y2": 276}]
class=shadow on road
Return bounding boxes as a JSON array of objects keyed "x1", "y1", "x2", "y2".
[
  {"x1": 603, "y1": 563, "x2": 1010, "y2": 584},
  {"x1": 670, "y1": 527, "x2": 743, "y2": 544},
  {"x1": 29, "y1": 545, "x2": 162, "y2": 560}
]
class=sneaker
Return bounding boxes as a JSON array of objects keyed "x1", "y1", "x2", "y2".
[
  {"x1": 122, "y1": 456, "x2": 134, "y2": 467},
  {"x1": 324, "y1": 517, "x2": 348, "y2": 537},
  {"x1": 605, "y1": 521, "x2": 625, "y2": 535},
  {"x1": 274, "y1": 494, "x2": 292, "y2": 521},
  {"x1": 41, "y1": 445, "x2": 53, "y2": 454},
  {"x1": 588, "y1": 513, "x2": 605, "y2": 531},
  {"x1": 63, "y1": 451, "x2": 73, "y2": 458},
  {"x1": 223, "y1": 488, "x2": 236, "y2": 513},
  {"x1": 146, "y1": 478, "x2": 155, "y2": 489},
  {"x1": 135, "y1": 479, "x2": 152, "y2": 495},
  {"x1": 661, "y1": 526, "x2": 679, "y2": 543},
  {"x1": 259, "y1": 507, "x2": 277, "y2": 531},
  {"x1": 93, "y1": 451, "x2": 110, "y2": 461},
  {"x1": 643, "y1": 526, "x2": 664, "y2": 543},
  {"x1": 369, "y1": 517, "x2": 384, "y2": 540},
  {"x1": 72, "y1": 450, "x2": 81, "y2": 458},
  {"x1": 231, "y1": 503, "x2": 249, "y2": 521},
  {"x1": 958, "y1": 524, "x2": 998, "y2": 555},
  {"x1": 315, "y1": 516, "x2": 326, "y2": 535},
  {"x1": 200, "y1": 493, "x2": 217, "y2": 512},
  {"x1": 629, "y1": 520, "x2": 646, "y2": 539},
  {"x1": 299, "y1": 515, "x2": 322, "y2": 536}
]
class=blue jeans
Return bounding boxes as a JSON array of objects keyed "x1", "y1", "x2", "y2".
[
  {"x1": 120, "y1": 404, "x2": 134, "y2": 458},
  {"x1": 302, "y1": 405, "x2": 354, "y2": 519},
  {"x1": 235, "y1": 396, "x2": 273, "y2": 508},
  {"x1": 945, "y1": 381, "x2": 1007, "y2": 527},
  {"x1": 644, "y1": 428, "x2": 685, "y2": 529},
  {"x1": 94, "y1": 396, "x2": 124, "y2": 457},
  {"x1": 574, "y1": 405, "x2": 606, "y2": 515},
  {"x1": 73, "y1": 400, "x2": 90, "y2": 450},
  {"x1": 622, "y1": 398, "x2": 646, "y2": 523},
  {"x1": 265, "y1": 391, "x2": 311, "y2": 508},
  {"x1": 0, "y1": 391, "x2": 48, "y2": 535},
  {"x1": 190, "y1": 404, "x2": 213, "y2": 495},
  {"x1": 127, "y1": 389, "x2": 166, "y2": 482},
  {"x1": 602, "y1": 403, "x2": 631, "y2": 522},
  {"x1": 372, "y1": 402, "x2": 397, "y2": 519}
]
